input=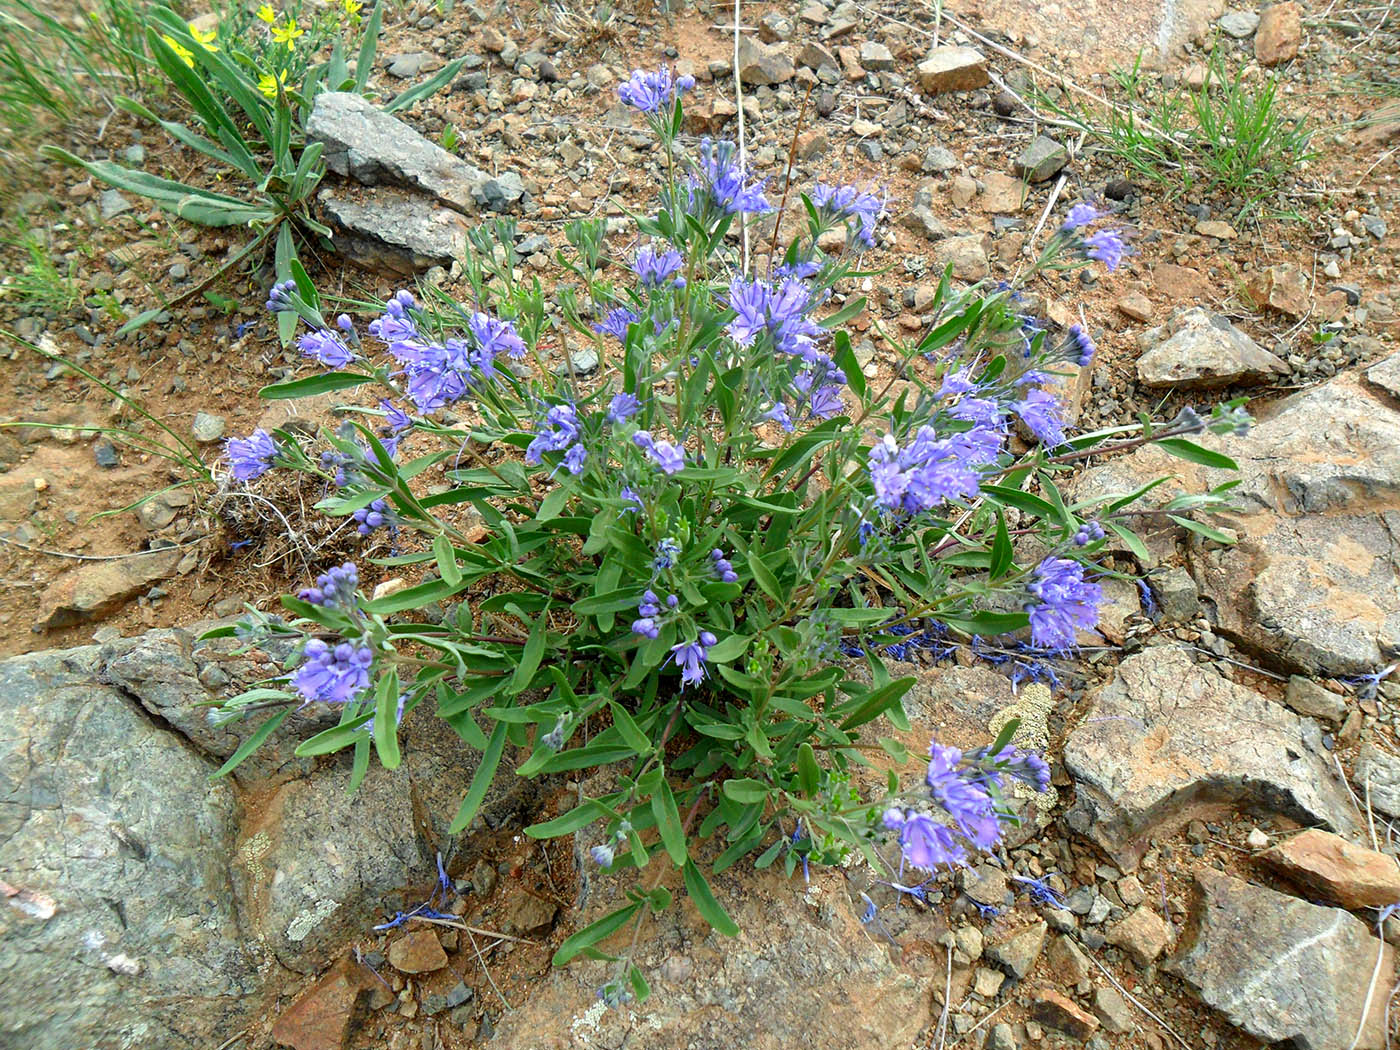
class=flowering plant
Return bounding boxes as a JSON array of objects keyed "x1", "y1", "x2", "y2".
[{"x1": 208, "y1": 72, "x2": 1246, "y2": 997}]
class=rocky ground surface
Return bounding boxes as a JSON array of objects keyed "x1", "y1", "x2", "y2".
[{"x1": 2, "y1": 0, "x2": 1400, "y2": 1048}]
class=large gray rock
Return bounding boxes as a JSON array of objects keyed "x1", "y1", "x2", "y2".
[
  {"x1": 0, "y1": 644, "x2": 262, "y2": 1049},
  {"x1": 737, "y1": 36, "x2": 795, "y2": 85},
  {"x1": 1136, "y1": 307, "x2": 1288, "y2": 388},
  {"x1": 1063, "y1": 647, "x2": 1357, "y2": 868},
  {"x1": 487, "y1": 864, "x2": 929, "y2": 1050},
  {"x1": 1076, "y1": 369, "x2": 1400, "y2": 674},
  {"x1": 319, "y1": 187, "x2": 469, "y2": 276},
  {"x1": 1356, "y1": 741, "x2": 1400, "y2": 819},
  {"x1": 306, "y1": 91, "x2": 487, "y2": 213},
  {"x1": 1366, "y1": 351, "x2": 1400, "y2": 399},
  {"x1": 238, "y1": 707, "x2": 537, "y2": 971},
  {"x1": 1169, "y1": 870, "x2": 1392, "y2": 1050}
]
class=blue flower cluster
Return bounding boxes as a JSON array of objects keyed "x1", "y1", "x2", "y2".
[
  {"x1": 292, "y1": 638, "x2": 373, "y2": 705},
  {"x1": 618, "y1": 67, "x2": 695, "y2": 113},
  {"x1": 867, "y1": 422, "x2": 1003, "y2": 515},
  {"x1": 633, "y1": 244, "x2": 684, "y2": 289},
  {"x1": 709, "y1": 548, "x2": 738, "y2": 583},
  {"x1": 811, "y1": 182, "x2": 885, "y2": 247},
  {"x1": 525, "y1": 401, "x2": 587, "y2": 476},
  {"x1": 726, "y1": 278, "x2": 847, "y2": 421},
  {"x1": 227, "y1": 429, "x2": 278, "y2": 480},
  {"x1": 633, "y1": 431, "x2": 685, "y2": 474},
  {"x1": 1060, "y1": 199, "x2": 1132, "y2": 272},
  {"x1": 670, "y1": 632, "x2": 716, "y2": 688},
  {"x1": 353, "y1": 497, "x2": 398, "y2": 536},
  {"x1": 884, "y1": 737, "x2": 1048, "y2": 870},
  {"x1": 1025, "y1": 556, "x2": 1103, "y2": 649},
  {"x1": 688, "y1": 138, "x2": 771, "y2": 216},
  {"x1": 632, "y1": 588, "x2": 679, "y2": 639},
  {"x1": 298, "y1": 562, "x2": 359, "y2": 610}
]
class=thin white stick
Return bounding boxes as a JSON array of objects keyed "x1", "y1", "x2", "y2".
[
  {"x1": 732, "y1": 0, "x2": 749, "y2": 274},
  {"x1": 1348, "y1": 922, "x2": 1387, "y2": 1050},
  {"x1": 1087, "y1": 951, "x2": 1193, "y2": 1050}
]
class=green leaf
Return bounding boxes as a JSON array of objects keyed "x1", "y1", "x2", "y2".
[
  {"x1": 258, "y1": 372, "x2": 373, "y2": 400},
  {"x1": 116, "y1": 308, "x2": 167, "y2": 337},
  {"x1": 210, "y1": 708, "x2": 290, "y2": 779},
  {"x1": 990, "y1": 510, "x2": 1012, "y2": 578},
  {"x1": 796, "y1": 742, "x2": 820, "y2": 796},
  {"x1": 703, "y1": 633, "x2": 749, "y2": 664},
  {"x1": 537, "y1": 483, "x2": 570, "y2": 521},
  {"x1": 609, "y1": 701, "x2": 651, "y2": 753},
  {"x1": 683, "y1": 860, "x2": 739, "y2": 937},
  {"x1": 507, "y1": 613, "x2": 548, "y2": 695},
  {"x1": 449, "y1": 721, "x2": 508, "y2": 835},
  {"x1": 820, "y1": 294, "x2": 867, "y2": 329},
  {"x1": 1104, "y1": 518, "x2": 1151, "y2": 562},
  {"x1": 525, "y1": 798, "x2": 618, "y2": 838},
  {"x1": 428, "y1": 536, "x2": 463, "y2": 588},
  {"x1": 836, "y1": 676, "x2": 915, "y2": 731},
  {"x1": 372, "y1": 670, "x2": 402, "y2": 769},
  {"x1": 722, "y1": 777, "x2": 769, "y2": 804},
  {"x1": 385, "y1": 56, "x2": 467, "y2": 113},
  {"x1": 1156, "y1": 437, "x2": 1238, "y2": 471},
  {"x1": 362, "y1": 576, "x2": 464, "y2": 614},
  {"x1": 1168, "y1": 514, "x2": 1237, "y2": 543},
  {"x1": 938, "y1": 610, "x2": 1030, "y2": 636},
  {"x1": 295, "y1": 713, "x2": 374, "y2": 756},
  {"x1": 628, "y1": 964, "x2": 651, "y2": 1003},
  {"x1": 553, "y1": 901, "x2": 641, "y2": 965},
  {"x1": 828, "y1": 607, "x2": 890, "y2": 626},
  {"x1": 651, "y1": 779, "x2": 688, "y2": 866},
  {"x1": 989, "y1": 716, "x2": 1021, "y2": 755}
]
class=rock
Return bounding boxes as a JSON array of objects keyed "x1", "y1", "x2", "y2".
[
  {"x1": 979, "y1": 172, "x2": 1025, "y2": 214},
  {"x1": 900, "y1": 205, "x2": 948, "y2": 241},
  {"x1": 797, "y1": 41, "x2": 838, "y2": 70},
  {"x1": 92, "y1": 439, "x2": 119, "y2": 468},
  {"x1": 560, "y1": 347, "x2": 598, "y2": 377},
  {"x1": 985, "y1": 921, "x2": 1047, "y2": 979},
  {"x1": 472, "y1": 171, "x2": 527, "y2": 213},
  {"x1": 1263, "y1": 829, "x2": 1400, "y2": 911},
  {"x1": 1063, "y1": 647, "x2": 1358, "y2": 868},
  {"x1": 305, "y1": 92, "x2": 488, "y2": 214},
  {"x1": 1136, "y1": 307, "x2": 1288, "y2": 388},
  {"x1": 1093, "y1": 986, "x2": 1135, "y2": 1033},
  {"x1": 955, "y1": 925, "x2": 984, "y2": 960},
  {"x1": 191, "y1": 411, "x2": 225, "y2": 443},
  {"x1": 1245, "y1": 262, "x2": 1309, "y2": 317},
  {"x1": 961, "y1": 864, "x2": 1009, "y2": 907},
  {"x1": 486, "y1": 868, "x2": 930, "y2": 1050},
  {"x1": 271, "y1": 953, "x2": 388, "y2": 1050},
  {"x1": 320, "y1": 188, "x2": 469, "y2": 276},
  {"x1": 1367, "y1": 352, "x2": 1400, "y2": 399},
  {"x1": 35, "y1": 547, "x2": 183, "y2": 630},
  {"x1": 99, "y1": 189, "x2": 133, "y2": 219},
  {"x1": 1219, "y1": 10, "x2": 1260, "y2": 37},
  {"x1": 1195, "y1": 219, "x2": 1237, "y2": 240},
  {"x1": 1151, "y1": 262, "x2": 1210, "y2": 302},
  {"x1": 1014, "y1": 135, "x2": 1068, "y2": 183},
  {"x1": 973, "y1": 967, "x2": 1005, "y2": 997},
  {"x1": 1150, "y1": 566, "x2": 1197, "y2": 622},
  {"x1": 916, "y1": 46, "x2": 988, "y2": 94},
  {"x1": 737, "y1": 36, "x2": 795, "y2": 85},
  {"x1": 1356, "y1": 743, "x2": 1400, "y2": 819},
  {"x1": 1283, "y1": 676, "x2": 1348, "y2": 723},
  {"x1": 387, "y1": 929, "x2": 448, "y2": 974},
  {"x1": 1169, "y1": 870, "x2": 1392, "y2": 1049},
  {"x1": 1255, "y1": 2, "x2": 1302, "y2": 65},
  {"x1": 239, "y1": 707, "x2": 532, "y2": 971},
  {"x1": 1029, "y1": 989, "x2": 1099, "y2": 1039},
  {"x1": 1105, "y1": 905, "x2": 1171, "y2": 966},
  {"x1": 986, "y1": 1022, "x2": 1019, "y2": 1050},
  {"x1": 920, "y1": 145, "x2": 958, "y2": 173},
  {"x1": 1077, "y1": 369, "x2": 1400, "y2": 675},
  {"x1": 503, "y1": 889, "x2": 558, "y2": 936},
  {"x1": 386, "y1": 51, "x2": 442, "y2": 78},
  {"x1": 0, "y1": 642, "x2": 260, "y2": 1048},
  {"x1": 1115, "y1": 292, "x2": 1152, "y2": 322},
  {"x1": 1047, "y1": 934, "x2": 1091, "y2": 983},
  {"x1": 858, "y1": 41, "x2": 894, "y2": 71},
  {"x1": 932, "y1": 234, "x2": 988, "y2": 281}
]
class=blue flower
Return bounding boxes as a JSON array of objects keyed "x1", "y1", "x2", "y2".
[
  {"x1": 227, "y1": 429, "x2": 278, "y2": 480},
  {"x1": 298, "y1": 328, "x2": 355, "y2": 367},
  {"x1": 525, "y1": 402, "x2": 583, "y2": 467},
  {"x1": 562, "y1": 444, "x2": 588, "y2": 476},
  {"x1": 1084, "y1": 229, "x2": 1130, "y2": 271},
  {"x1": 709, "y1": 548, "x2": 739, "y2": 583},
  {"x1": 886, "y1": 809, "x2": 966, "y2": 870},
  {"x1": 607, "y1": 392, "x2": 642, "y2": 424},
  {"x1": 1074, "y1": 521, "x2": 1105, "y2": 547},
  {"x1": 620, "y1": 484, "x2": 643, "y2": 512},
  {"x1": 469, "y1": 311, "x2": 527, "y2": 360},
  {"x1": 652, "y1": 538, "x2": 681, "y2": 571},
  {"x1": 633, "y1": 244, "x2": 684, "y2": 289},
  {"x1": 292, "y1": 639, "x2": 373, "y2": 705},
  {"x1": 593, "y1": 306, "x2": 639, "y2": 342},
  {"x1": 353, "y1": 497, "x2": 398, "y2": 536},
  {"x1": 632, "y1": 431, "x2": 685, "y2": 474},
  {"x1": 1061, "y1": 201, "x2": 1104, "y2": 231},
  {"x1": 669, "y1": 632, "x2": 716, "y2": 688},
  {"x1": 379, "y1": 400, "x2": 412, "y2": 433},
  {"x1": 762, "y1": 401, "x2": 794, "y2": 431},
  {"x1": 725, "y1": 277, "x2": 825, "y2": 358},
  {"x1": 589, "y1": 842, "x2": 615, "y2": 867},
  {"x1": 1012, "y1": 388, "x2": 1067, "y2": 447},
  {"x1": 867, "y1": 423, "x2": 1002, "y2": 516},
  {"x1": 811, "y1": 182, "x2": 885, "y2": 247},
  {"x1": 775, "y1": 258, "x2": 821, "y2": 279},
  {"x1": 1025, "y1": 556, "x2": 1102, "y2": 649},
  {"x1": 297, "y1": 562, "x2": 359, "y2": 610},
  {"x1": 1067, "y1": 324, "x2": 1096, "y2": 366},
  {"x1": 617, "y1": 67, "x2": 695, "y2": 113},
  {"x1": 809, "y1": 384, "x2": 845, "y2": 420},
  {"x1": 689, "y1": 138, "x2": 771, "y2": 216},
  {"x1": 926, "y1": 741, "x2": 1001, "y2": 849},
  {"x1": 265, "y1": 279, "x2": 296, "y2": 313}
]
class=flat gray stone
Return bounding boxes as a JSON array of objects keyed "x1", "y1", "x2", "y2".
[
  {"x1": 1063, "y1": 647, "x2": 1358, "y2": 869},
  {"x1": 1219, "y1": 10, "x2": 1260, "y2": 37},
  {"x1": 1169, "y1": 870, "x2": 1392, "y2": 1050},
  {"x1": 1076, "y1": 369, "x2": 1400, "y2": 675},
  {"x1": 1136, "y1": 307, "x2": 1288, "y2": 388},
  {"x1": 319, "y1": 187, "x2": 469, "y2": 276},
  {"x1": 1366, "y1": 351, "x2": 1400, "y2": 399},
  {"x1": 1356, "y1": 742, "x2": 1400, "y2": 819},
  {"x1": 306, "y1": 91, "x2": 487, "y2": 214},
  {"x1": 1014, "y1": 135, "x2": 1068, "y2": 183},
  {"x1": 0, "y1": 643, "x2": 260, "y2": 1049},
  {"x1": 859, "y1": 41, "x2": 895, "y2": 71},
  {"x1": 737, "y1": 36, "x2": 795, "y2": 85},
  {"x1": 99, "y1": 189, "x2": 133, "y2": 219}
]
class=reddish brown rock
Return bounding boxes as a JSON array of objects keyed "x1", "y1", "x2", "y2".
[
  {"x1": 1106, "y1": 904, "x2": 1172, "y2": 966},
  {"x1": 1151, "y1": 262, "x2": 1211, "y2": 303},
  {"x1": 271, "y1": 955, "x2": 384, "y2": 1050},
  {"x1": 387, "y1": 928, "x2": 448, "y2": 974},
  {"x1": 1245, "y1": 262, "x2": 1309, "y2": 318},
  {"x1": 916, "y1": 46, "x2": 988, "y2": 94},
  {"x1": 1263, "y1": 829, "x2": 1400, "y2": 911},
  {"x1": 1030, "y1": 988, "x2": 1100, "y2": 1039},
  {"x1": 36, "y1": 547, "x2": 183, "y2": 630},
  {"x1": 1256, "y1": 2, "x2": 1301, "y2": 65}
]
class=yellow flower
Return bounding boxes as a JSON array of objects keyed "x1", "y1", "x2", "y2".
[
  {"x1": 258, "y1": 69, "x2": 288, "y2": 99},
  {"x1": 188, "y1": 22, "x2": 218, "y2": 51},
  {"x1": 161, "y1": 34, "x2": 195, "y2": 67},
  {"x1": 343, "y1": 0, "x2": 363, "y2": 17},
  {"x1": 256, "y1": 4, "x2": 276, "y2": 24},
  {"x1": 270, "y1": 17, "x2": 303, "y2": 51}
]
